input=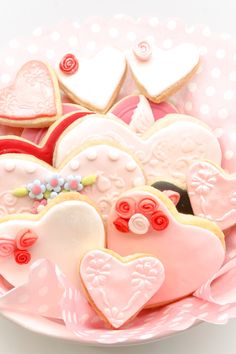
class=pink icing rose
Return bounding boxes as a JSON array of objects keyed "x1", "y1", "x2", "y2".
[
  {"x1": 138, "y1": 197, "x2": 158, "y2": 215},
  {"x1": 0, "y1": 238, "x2": 16, "y2": 257},
  {"x1": 115, "y1": 197, "x2": 136, "y2": 219},
  {"x1": 15, "y1": 228, "x2": 38, "y2": 250}
]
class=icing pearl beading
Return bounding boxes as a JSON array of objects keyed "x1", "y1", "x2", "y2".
[
  {"x1": 133, "y1": 40, "x2": 152, "y2": 61},
  {"x1": 5, "y1": 161, "x2": 16, "y2": 172}
]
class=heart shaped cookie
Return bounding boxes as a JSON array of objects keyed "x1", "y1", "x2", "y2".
[
  {"x1": 0, "y1": 111, "x2": 92, "y2": 164},
  {"x1": 0, "y1": 143, "x2": 145, "y2": 219},
  {"x1": 0, "y1": 193, "x2": 105, "y2": 287},
  {"x1": 54, "y1": 114, "x2": 222, "y2": 185},
  {"x1": 126, "y1": 42, "x2": 200, "y2": 103},
  {"x1": 106, "y1": 187, "x2": 225, "y2": 307},
  {"x1": 187, "y1": 161, "x2": 236, "y2": 230},
  {"x1": 0, "y1": 60, "x2": 62, "y2": 127},
  {"x1": 56, "y1": 48, "x2": 127, "y2": 113},
  {"x1": 80, "y1": 249, "x2": 165, "y2": 328}
]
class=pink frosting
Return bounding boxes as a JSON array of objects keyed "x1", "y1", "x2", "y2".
[
  {"x1": 80, "y1": 249, "x2": 165, "y2": 328},
  {"x1": 187, "y1": 161, "x2": 236, "y2": 230},
  {"x1": 107, "y1": 189, "x2": 225, "y2": 306}
]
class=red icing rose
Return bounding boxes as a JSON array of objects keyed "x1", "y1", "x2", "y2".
[
  {"x1": 14, "y1": 249, "x2": 31, "y2": 265},
  {"x1": 113, "y1": 217, "x2": 129, "y2": 233},
  {"x1": 151, "y1": 211, "x2": 169, "y2": 231},
  {"x1": 59, "y1": 54, "x2": 79, "y2": 75},
  {"x1": 16, "y1": 228, "x2": 38, "y2": 250},
  {"x1": 115, "y1": 197, "x2": 136, "y2": 219},
  {"x1": 138, "y1": 197, "x2": 158, "y2": 215}
]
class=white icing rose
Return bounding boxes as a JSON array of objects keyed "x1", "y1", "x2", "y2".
[{"x1": 128, "y1": 213, "x2": 150, "y2": 235}]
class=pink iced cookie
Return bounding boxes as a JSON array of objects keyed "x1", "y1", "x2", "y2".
[
  {"x1": 0, "y1": 193, "x2": 105, "y2": 288},
  {"x1": 110, "y1": 95, "x2": 177, "y2": 133},
  {"x1": 54, "y1": 114, "x2": 222, "y2": 185},
  {"x1": 187, "y1": 161, "x2": 236, "y2": 230},
  {"x1": 80, "y1": 249, "x2": 165, "y2": 328},
  {"x1": 107, "y1": 187, "x2": 225, "y2": 307},
  {"x1": 0, "y1": 60, "x2": 62, "y2": 127},
  {"x1": 21, "y1": 103, "x2": 88, "y2": 144},
  {"x1": 0, "y1": 144, "x2": 146, "y2": 219}
]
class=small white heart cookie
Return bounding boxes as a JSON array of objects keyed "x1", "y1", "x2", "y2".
[
  {"x1": 56, "y1": 48, "x2": 127, "y2": 113},
  {"x1": 126, "y1": 42, "x2": 200, "y2": 103}
]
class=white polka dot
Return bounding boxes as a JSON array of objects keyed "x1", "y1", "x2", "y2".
[
  {"x1": 86, "y1": 41, "x2": 96, "y2": 51},
  {"x1": 18, "y1": 294, "x2": 29, "y2": 304},
  {"x1": 27, "y1": 44, "x2": 38, "y2": 54},
  {"x1": 163, "y1": 39, "x2": 173, "y2": 49},
  {"x1": 211, "y1": 67, "x2": 221, "y2": 79},
  {"x1": 185, "y1": 101, "x2": 193, "y2": 111},
  {"x1": 224, "y1": 90, "x2": 234, "y2": 100},
  {"x1": 127, "y1": 32, "x2": 136, "y2": 41},
  {"x1": 5, "y1": 56, "x2": 15, "y2": 66},
  {"x1": 188, "y1": 82, "x2": 197, "y2": 93},
  {"x1": 214, "y1": 128, "x2": 223, "y2": 138},
  {"x1": 38, "y1": 286, "x2": 49, "y2": 297},
  {"x1": 185, "y1": 25, "x2": 195, "y2": 34},
  {"x1": 199, "y1": 46, "x2": 208, "y2": 56},
  {"x1": 225, "y1": 150, "x2": 234, "y2": 160},
  {"x1": 38, "y1": 304, "x2": 49, "y2": 314},
  {"x1": 0, "y1": 74, "x2": 11, "y2": 84},
  {"x1": 205, "y1": 86, "x2": 216, "y2": 96},
  {"x1": 200, "y1": 104, "x2": 210, "y2": 115},
  {"x1": 50, "y1": 31, "x2": 61, "y2": 41},
  {"x1": 149, "y1": 17, "x2": 159, "y2": 27},
  {"x1": 73, "y1": 22, "x2": 80, "y2": 29},
  {"x1": 46, "y1": 49, "x2": 55, "y2": 60},
  {"x1": 202, "y1": 26, "x2": 212, "y2": 37},
  {"x1": 90, "y1": 23, "x2": 101, "y2": 33},
  {"x1": 25, "y1": 164, "x2": 37, "y2": 174},
  {"x1": 9, "y1": 39, "x2": 20, "y2": 49},
  {"x1": 68, "y1": 36, "x2": 78, "y2": 47},
  {"x1": 216, "y1": 49, "x2": 226, "y2": 59},
  {"x1": 218, "y1": 108, "x2": 229, "y2": 119},
  {"x1": 37, "y1": 266, "x2": 48, "y2": 279},
  {"x1": 33, "y1": 27, "x2": 43, "y2": 37},
  {"x1": 146, "y1": 35, "x2": 155, "y2": 44},
  {"x1": 229, "y1": 71, "x2": 236, "y2": 81},
  {"x1": 220, "y1": 32, "x2": 231, "y2": 40},
  {"x1": 166, "y1": 20, "x2": 176, "y2": 30},
  {"x1": 109, "y1": 27, "x2": 119, "y2": 38},
  {"x1": 231, "y1": 133, "x2": 236, "y2": 142}
]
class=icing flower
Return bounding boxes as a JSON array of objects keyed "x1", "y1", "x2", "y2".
[
  {"x1": 15, "y1": 228, "x2": 38, "y2": 250},
  {"x1": 59, "y1": 53, "x2": 79, "y2": 75},
  {"x1": 128, "y1": 213, "x2": 150, "y2": 235},
  {"x1": 132, "y1": 259, "x2": 160, "y2": 290},
  {"x1": 27, "y1": 179, "x2": 46, "y2": 200},
  {"x1": 113, "y1": 217, "x2": 129, "y2": 233},
  {"x1": 115, "y1": 197, "x2": 136, "y2": 219},
  {"x1": 86, "y1": 256, "x2": 111, "y2": 287},
  {"x1": 14, "y1": 249, "x2": 31, "y2": 265},
  {"x1": 31, "y1": 199, "x2": 47, "y2": 214},
  {"x1": 151, "y1": 211, "x2": 169, "y2": 231},
  {"x1": 64, "y1": 175, "x2": 83, "y2": 192},
  {"x1": 190, "y1": 168, "x2": 217, "y2": 196},
  {"x1": 138, "y1": 197, "x2": 158, "y2": 215},
  {"x1": 46, "y1": 174, "x2": 64, "y2": 193},
  {"x1": 0, "y1": 238, "x2": 16, "y2": 257},
  {"x1": 133, "y1": 40, "x2": 152, "y2": 61}
]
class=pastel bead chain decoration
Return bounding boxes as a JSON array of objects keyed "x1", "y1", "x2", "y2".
[
  {"x1": 59, "y1": 54, "x2": 79, "y2": 75},
  {"x1": 133, "y1": 40, "x2": 152, "y2": 61}
]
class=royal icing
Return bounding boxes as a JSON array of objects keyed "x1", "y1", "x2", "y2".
[
  {"x1": 107, "y1": 187, "x2": 225, "y2": 306},
  {"x1": 80, "y1": 249, "x2": 165, "y2": 328},
  {"x1": 187, "y1": 161, "x2": 236, "y2": 230},
  {"x1": 0, "y1": 144, "x2": 145, "y2": 219},
  {"x1": 0, "y1": 60, "x2": 62, "y2": 127},
  {"x1": 110, "y1": 95, "x2": 177, "y2": 127},
  {"x1": 0, "y1": 111, "x2": 92, "y2": 164},
  {"x1": 0, "y1": 194, "x2": 105, "y2": 287},
  {"x1": 126, "y1": 43, "x2": 200, "y2": 101},
  {"x1": 54, "y1": 114, "x2": 222, "y2": 185},
  {"x1": 56, "y1": 48, "x2": 127, "y2": 113}
]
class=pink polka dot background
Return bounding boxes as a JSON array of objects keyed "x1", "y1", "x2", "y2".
[{"x1": 1, "y1": 16, "x2": 236, "y2": 346}]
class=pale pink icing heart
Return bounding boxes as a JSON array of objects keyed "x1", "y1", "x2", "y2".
[
  {"x1": 80, "y1": 249, "x2": 165, "y2": 328},
  {"x1": 107, "y1": 188, "x2": 225, "y2": 307},
  {"x1": 187, "y1": 161, "x2": 236, "y2": 230},
  {"x1": 0, "y1": 60, "x2": 61, "y2": 127},
  {"x1": 0, "y1": 144, "x2": 145, "y2": 219},
  {"x1": 0, "y1": 194, "x2": 105, "y2": 287},
  {"x1": 54, "y1": 114, "x2": 222, "y2": 185}
]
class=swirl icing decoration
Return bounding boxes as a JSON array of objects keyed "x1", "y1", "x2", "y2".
[
  {"x1": 113, "y1": 196, "x2": 169, "y2": 234},
  {"x1": 0, "y1": 228, "x2": 38, "y2": 265},
  {"x1": 11, "y1": 174, "x2": 97, "y2": 213},
  {"x1": 133, "y1": 40, "x2": 152, "y2": 61},
  {"x1": 59, "y1": 53, "x2": 79, "y2": 75}
]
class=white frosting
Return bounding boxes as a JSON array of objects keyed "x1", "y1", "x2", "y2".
[
  {"x1": 57, "y1": 48, "x2": 127, "y2": 111},
  {"x1": 126, "y1": 43, "x2": 200, "y2": 97},
  {"x1": 129, "y1": 95, "x2": 155, "y2": 134}
]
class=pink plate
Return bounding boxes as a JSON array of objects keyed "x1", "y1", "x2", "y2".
[{"x1": 1, "y1": 16, "x2": 236, "y2": 346}]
